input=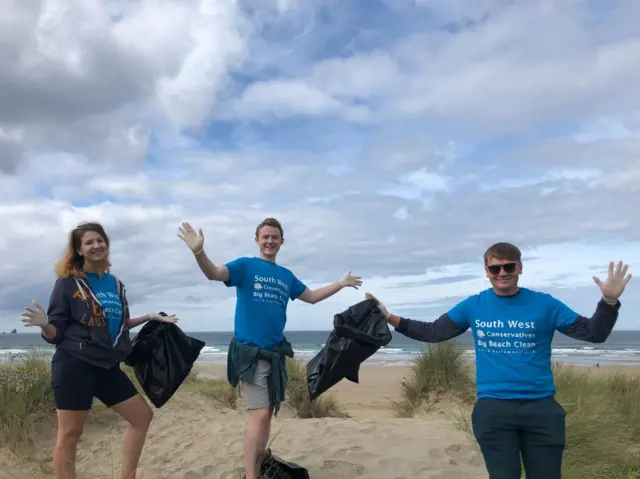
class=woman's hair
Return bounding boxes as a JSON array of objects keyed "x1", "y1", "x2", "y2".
[{"x1": 54, "y1": 222, "x2": 111, "y2": 278}]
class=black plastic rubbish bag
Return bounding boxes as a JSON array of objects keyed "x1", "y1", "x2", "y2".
[
  {"x1": 306, "y1": 298, "x2": 392, "y2": 401},
  {"x1": 125, "y1": 313, "x2": 205, "y2": 408},
  {"x1": 257, "y1": 449, "x2": 310, "y2": 479}
]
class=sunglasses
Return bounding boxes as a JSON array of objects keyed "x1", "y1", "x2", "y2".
[{"x1": 486, "y1": 262, "x2": 518, "y2": 275}]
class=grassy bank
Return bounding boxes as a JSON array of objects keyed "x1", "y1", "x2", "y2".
[
  {"x1": 0, "y1": 354, "x2": 347, "y2": 450},
  {"x1": 393, "y1": 341, "x2": 475, "y2": 418},
  {"x1": 166, "y1": 357, "x2": 348, "y2": 418},
  {"x1": 0, "y1": 354, "x2": 55, "y2": 449},
  {"x1": 285, "y1": 357, "x2": 349, "y2": 418},
  {"x1": 554, "y1": 364, "x2": 640, "y2": 478},
  {"x1": 396, "y1": 343, "x2": 640, "y2": 478}
]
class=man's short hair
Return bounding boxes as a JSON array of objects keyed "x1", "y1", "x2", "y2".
[
  {"x1": 484, "y1": 242, "x2": 521, "y2": 264},
  {"x1": 255, "y1": 218, "x2": 284, "y2": 238}
]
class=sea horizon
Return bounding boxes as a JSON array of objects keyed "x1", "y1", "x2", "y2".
[{"x1": 3, "y1": 329, "x2": 640, "y2": 367}]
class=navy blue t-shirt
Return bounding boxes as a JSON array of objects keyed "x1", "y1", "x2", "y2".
[
  {"x1": 224, "y1": 257, "x2": 307, "y2": 349},
  {"x1": 447, "y1": 287, "x2": 579, "y2": 399}
]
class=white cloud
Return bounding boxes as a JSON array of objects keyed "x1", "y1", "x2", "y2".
[
  {"x1": 382, "y1": 168, "x2": 450, "y2": 200},
  {"x1": 0, "y1": 0, "x2": 639, "y2": 335},
  {"x1": 0, "y1": 0, "x2": 249, "y2": 169},
  {"x1": 227, "y1": 80, "x2": 371, "y2": 122},
  {"x1": 393, "y1": 207, "x2": 409, "y2": 220},
  {"x1": 480, "y1": 168, "x2": 603, "y2": 191}
]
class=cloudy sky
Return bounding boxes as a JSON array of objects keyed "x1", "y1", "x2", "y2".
[{"x1": 1, "y1": 0, "x2": 639, "y2": 333}]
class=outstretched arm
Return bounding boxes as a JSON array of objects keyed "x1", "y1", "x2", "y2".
[
  {"x1": 127, "y1": 312, "x2": 179, "y2": 329},
  {"x1": 21, "y1": 280, "x2": 70, "y2": 344},
  {"x1": 178, "y1": 222, "x2": 230, "y2": 281},
  {"x1": 389, "y1": 312, "x2": 469, "y2": 343},
  {"x1": 556, "y1": 260, "x2": 631, "y2": 343},
  {"x1": 41, "y1": 323, "x2": 58, "y2": 341},
  {"x1": 297, "y1": 271, "x2": 362, "y2": 304},
  {"x1": 193, "y1": 250, "x2": 230, "y2": 282},
  {"x1": 557, "y1": 298, "x2": 619, "y2": 343},
  {"x1": 366, "y1": 293, "x2": 469, "y2": 343}
]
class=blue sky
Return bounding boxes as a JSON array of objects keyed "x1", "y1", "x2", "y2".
[{"x1": 0, "y1": 0, "x2": 639, "y2": 332}]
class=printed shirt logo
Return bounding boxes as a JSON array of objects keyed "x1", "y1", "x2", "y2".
[
  {"x1": 75, "y1": 283, "x2": 122, "y2": 329},
  {"x1": 252, "y1": 274, "x2": 289, "y2": 306},
  {"x1": 74, "y1": 284, "x2": 107, "y2": 328},
  {"x1": 474, "y1": 318, "x2": 537, "y2": 355},
  {"x1": 96, "y1": 291, "x2": 123, "y2": 329}
]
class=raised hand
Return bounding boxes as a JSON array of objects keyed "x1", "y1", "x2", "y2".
[
  {"x1": 21, "y1": 300, "x2": 48, "y2": 327},
  {"x1": 177, "y1": 222, "x2": 205, "y2": 254},
  {"x1": 148, "y1": 312, "x2": 179, "y2": 323},
  {"x1": 339, "y1": 271, "x2": 363, "y2": 289},
  {"x1": 365, "y1": 292, "x2": 390, "y2": 318},
  {"x1": 593, "y1": 260, "x2": 632, "y2": 303}
]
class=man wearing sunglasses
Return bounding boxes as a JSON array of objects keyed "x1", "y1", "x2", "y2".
[{"x1": 366, "y1": 242, "x2": 632, "y2": 479}]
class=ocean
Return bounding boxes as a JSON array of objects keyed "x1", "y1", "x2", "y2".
[{"x1": 2, "y1": 330, "x2": 640, "y2": 367}]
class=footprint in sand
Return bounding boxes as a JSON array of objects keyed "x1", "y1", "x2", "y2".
[
  {"x1": 443, "y1": 443, "x2": 483, "y2": 467},
  {"x1": 428, "y1": 448, "x2": 446, "y2": 460},
  {"x1": 444, "y1": 444, "x2": 470, "y2": 457},
  {"x1": 430, "y1": 472, "x2": 469, "y2": 479},
  {"x1": 181, "y1": 466, "x2": 215, "y2": 479},
  {"x1": 333, "y1": 445, "x2": 364, "y2": 458},
  {"x1": 219, "y1": 466, "x2": 245, "y2": 479},
  {"x1": 320, "y1": 459, "x2": 365, "y2": 475},
  {"x1": 376, "y1": 457, "x2": 405, "y2": 468},
  {"x1": 468, "y1": 452, "x2": 485, "y2": 467}
]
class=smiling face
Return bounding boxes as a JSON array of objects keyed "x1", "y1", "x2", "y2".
[
  {"x1": 485, "y1": 257, "x2": 522, "y2": 295},
  {"x1": 255, "y1": 225, "x2": 283, "y2": 261},
  {"x1": 483, "y1": 242, "x2": 523, "y2": 296},
  {"x1": 77, "y1": 230, "x2": 109, "y2": 266}
]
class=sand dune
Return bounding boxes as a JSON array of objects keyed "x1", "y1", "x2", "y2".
[
  {"x1": 0, "y1": 365, "x2": 488, "y2": 478},
  {"x1": 4, "y1": 359, "x2": 639, "y2": 478}
]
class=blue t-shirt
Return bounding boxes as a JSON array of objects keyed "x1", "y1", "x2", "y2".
[
  {"x1": 224, "y1": 256, "x2": 307, "y2": 349},
  {"x1": 85, "y1": 273, "x2": 123, "y2": 341},
  {"x1": 447, "y1": 287, "x2": 579, "y2": 400}
]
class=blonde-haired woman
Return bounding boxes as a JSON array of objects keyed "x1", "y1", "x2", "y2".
[{"x1": 21, "y1": 222, "x2": 178, "y2": 479}]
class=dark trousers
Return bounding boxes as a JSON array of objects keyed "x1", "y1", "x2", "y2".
[{"x1": 471, "y1": 396, "x2": 566, "y2": 479}]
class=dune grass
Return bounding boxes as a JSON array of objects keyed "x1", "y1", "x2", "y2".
[
  {"x1": 393, "y1": 343, "x2": 640, "y2": 477},
  {"x1": 285, "y1": 357, "x2": 349, "y2": 418},
  {"x1": 553, "y1": 363, "x2": 640, "y2": 479},
  {"x1": 0, "y1": 353, "x2": 347, "y2": 450},
  {"x1": 450, "y1": 363, "x2": 640, "y2": 479},
  {"x1": 0, "y1": 353, "x2": 56, "y2": 450},
  {"x1": 180, "y1": 370, "x2": 241, "y2": 409},
  {"x1": 393, "y1": 341, "x2": 475, "y2": 418},
  {"x1": 10, "y1": 348, "x2": 639, "y2": 478}
]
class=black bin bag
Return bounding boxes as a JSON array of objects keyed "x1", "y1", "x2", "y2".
[
  {"x1": 306, "y1": 298, "x2": 392, "y2": 401},
  {"x1": 258, "y1": 449, "x2": 310, "y2": 479},
  {"x1": 125, "y1": 313, "x2": 205, "y2": 408}
]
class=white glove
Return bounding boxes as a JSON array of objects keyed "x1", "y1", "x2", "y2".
[
  {"x1": 148, "y1": 312, "x2": 179, "y2": 323},
  {"x1": 339, "y1": 271, "x2": 363, "y2": 289},
  {"x1": 593, "y1": 260, "x2": 632, "y2": 305},
  {"x1": 177, "y1": 222, "x2": 205, "y2": 255},
  {"x1": 21, "y1": 300, "x2": 48, "y2": 327},
  {"x1": 365, "y1": 292, "x2": 390, "y2": 319}
]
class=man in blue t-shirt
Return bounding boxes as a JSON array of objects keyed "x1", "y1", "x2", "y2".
[
  {"x1": 178, "y1": 217, "x2": 362, "y2": 479},
  {"x1": 366, "y1": 242, "x2": 632, "y2": 479}
]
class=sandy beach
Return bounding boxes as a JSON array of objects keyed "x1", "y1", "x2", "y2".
[
  {"x1": 0, "y1": 364, "x2": 486, "y2": 478},
  {"x1": 2, "y1": 362, "x2": 640, "y2": 478}
]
